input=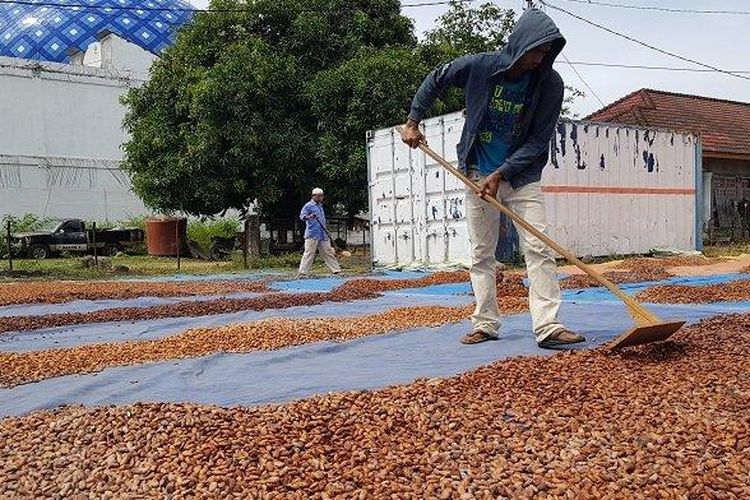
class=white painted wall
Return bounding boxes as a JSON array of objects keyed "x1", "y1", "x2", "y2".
[
  {"x1": 0, "y1": 54, "x2": 151, "y2": 220},
  {"x1": 97, "y1": 33, "x2": 158, "y2": 76},
  {"x1": 368, "y1": 112, "x2": 700, "y2": 267}
]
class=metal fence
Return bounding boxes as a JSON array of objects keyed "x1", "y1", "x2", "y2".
[
  {"x1": 260, "y1": 217, "x2": 370, "y2": 255},
  {"x1": 705, "y1": 175, "x2": 750, "y2": 245}
]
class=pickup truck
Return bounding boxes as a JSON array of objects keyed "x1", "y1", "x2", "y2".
[{"x1": 8, "y1": 219, "x2": 144, "y2": 260}]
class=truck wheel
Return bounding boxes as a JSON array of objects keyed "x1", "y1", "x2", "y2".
[
  {"x1": 102, "y1": 244, "x2": 120, "y2": 257},
  {"x1": 28, "y1": 244, "x2": 50, "y2": 260},
  {"x1": 209, "y1": 246, "x2": 230, "y2": 261}
]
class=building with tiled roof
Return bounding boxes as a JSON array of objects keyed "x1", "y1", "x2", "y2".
[
  {"x1": 587, "y1": 89, "x2": 750, "y2": 237},
  {"x1": 0, "y1": 0, "x2": 194, "y2": 219}
]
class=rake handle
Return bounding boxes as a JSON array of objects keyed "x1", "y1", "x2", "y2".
[
  {"x1": 312, "y1": 217, "x2": 343, "y2": 253},
  {"x1": 396, "y1": 126, "x2": 659, "y2": 325}
]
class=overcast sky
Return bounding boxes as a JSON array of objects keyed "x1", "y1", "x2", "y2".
[{"x1": 188, "y1": 0, "x2": 750, "y2": 117}]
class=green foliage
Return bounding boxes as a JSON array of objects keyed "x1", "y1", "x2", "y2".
[
  {"x1": 113, "y1": 215, "x2": 241, "y2": 254},
  {"x1": 422, "y1": 1, "x2": 516, "y2": 63},
  {"x1": 121, "y1": 0, "x2": 581, "y2": 219},
  {"x1": 122, "y1": 0, "x2": 416, "y2": 218},
  {"x1": 117, "y1": 215, "x2": 147, "y2": 231},
  {"x1": 187, "y1": 218, "x2": 241, "y2": 251},
  {"x1": 1, "y1": 213, "x2": 56, "y2": 234},
  {"x1": 562, "y1": 86, "x2": 585, "y2": 119}
]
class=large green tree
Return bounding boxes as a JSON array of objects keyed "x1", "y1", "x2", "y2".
[
  {"x1": 122, "y1": 0, "x2": 580, "y2": 218},
  {"x1": 122, "y1": 0, "x2": 416, "y2": 217}
]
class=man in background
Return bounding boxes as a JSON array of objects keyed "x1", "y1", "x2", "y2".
[{"x1": 298, "y1": 187, "x2": 341, "y2": 277}]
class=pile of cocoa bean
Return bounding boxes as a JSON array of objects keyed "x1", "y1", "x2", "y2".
[
  {"x1": 613, "y1": 256, "x2": 726, "y2": 272},
  {"x1": 0, "y1": 273, "x2": 477, "y2": 334},
  {"x1": 636, "y1": 280, "x2": 750, "y2": 304},
  {"x1": 2, "y1": 313, "x2": 748, "y2": 498},
  {"x1": 495, "y1": 273, "x2": 528, "y2": 298},
  {"x1": 0, "y1": 280, "x2": 269, "y2": 307},
  {"x1": 560, "y1": 270, "x2": 674, "y2": 289}
]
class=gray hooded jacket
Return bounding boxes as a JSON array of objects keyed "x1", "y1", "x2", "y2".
[{"x1": 408, "y1": 8, "x2": 566, "y2": 189}]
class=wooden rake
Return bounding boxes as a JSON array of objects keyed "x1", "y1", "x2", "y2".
[
  {"x1": 313, "y1": 218, "x2": 352, "y2": 258},
  {"x1": 397, "y1": 126, "x2": 685, "y2": 350}
]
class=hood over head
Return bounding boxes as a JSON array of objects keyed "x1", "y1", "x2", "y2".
[{"x1": 494, "y1": 8, "x2": 566, "y2": 76}]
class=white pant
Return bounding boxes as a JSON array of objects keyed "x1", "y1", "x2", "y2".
[
  {"x1": 298, "y1": 238, "x2": 341, "y2": 274},
  {"x1": 466, "y1": 174, "x2": 564, "y2": 343}
]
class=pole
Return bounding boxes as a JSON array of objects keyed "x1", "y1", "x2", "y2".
[
  {"x1": 6, "y1": 221, "x2": 12, "y2": 272},
  {"x1": 243, "y1": 218, "x2": 249, "y2": 269},
  {"x1": 92, "y1": 221, "x2": 98, "y2": 266},
  {"x1": 175, "y1": 220, "x2": 181, "y2": 271}
]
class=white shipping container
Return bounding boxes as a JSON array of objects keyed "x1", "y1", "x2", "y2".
[{"x1": 367, "y1": 112, "x2": 701, "y2": 267}]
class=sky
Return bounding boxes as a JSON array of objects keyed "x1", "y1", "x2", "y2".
[{"x1": 187, "y1": 0, "x2": 750, "y2": 117}]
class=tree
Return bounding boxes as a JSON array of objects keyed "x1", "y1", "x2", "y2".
[
  {"x1": 121, "y1": 0, "x2": 582, "y2": 219},
  {"x1": 420, "y1": 1, "x2": 582, "y2": 119},
  {"x1": 561, "y1": 86, "x2": 585, "y2": 119},
  {"x1": 308, "y1": 48, "x2": 431, "y2": 216},
  {"x1": 422, "y1": 0, "x2": 516, "y2": 63},
  {"x1": 122, "y1": 0, "x2": 416, "y2": 217}
]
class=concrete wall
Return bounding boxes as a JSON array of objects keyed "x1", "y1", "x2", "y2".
[
  {"x1": 96, "y1": 34, "x2": 158, "y2": 76},
  {"x1": 0, "y1": 54, "x2": 151, "y2": 220}
]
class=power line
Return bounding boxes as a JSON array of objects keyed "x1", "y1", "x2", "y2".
[
  {"x1": 0, "y1": 0, "x2": 199, "y2": 12},
  {"x1": 541, "y1": 1, "x2": 750, "y2": 82},
  {"x1": 560, "y1": 51, "x2": 604, "y2": 106},
  {"x1": 557, "y1": 0, "x2": 750, "y2": 15},
  {"x1": 557, "y1": 61, "x2": 750, "y2": 74},
  {"x1": 402, "y1": 0, "x2": 474, "y2": 6},
  {"x1": 0, "y1": 0, "x2": 473, "y2": 12}
]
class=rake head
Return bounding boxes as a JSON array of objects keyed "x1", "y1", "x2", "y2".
[{"x1": 608, "y1": 320, "x2": 687, "y2": 350}]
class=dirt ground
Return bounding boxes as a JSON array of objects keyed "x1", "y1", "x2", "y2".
[{"x1": 558, "y1": 254, "x2": 750, "y2": 277}]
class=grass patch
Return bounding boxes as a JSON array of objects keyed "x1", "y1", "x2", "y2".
[
  {"x1": 0, "y1": 251, "x2": 371, "y2": 282},
  {"x1": 703, "y1": 244, "x2": 750, "y2": 258}
]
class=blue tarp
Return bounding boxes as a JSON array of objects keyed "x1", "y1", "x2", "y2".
[
  {"x1": 1, "y1": 299, "x2": 748, "y2": 419},
  {"x1": 0, "y1": 288, "x2": 474, "y2": 353},
  {"x1": 0, "y1": 292, "x2": 263, "y2": 318},
  {"x1": 1, "y1": 272, "x2": 749, "y2": 419},
  {"x1": 561, "y1": 272, "x2": 750, "y2": 302}
]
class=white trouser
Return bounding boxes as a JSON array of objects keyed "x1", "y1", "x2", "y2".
[
  {"x1": 465, "y1": 174, "x2": 564, "y2": 343},
  {"x1": 298, "y1": 238, "x2": 341, "y2": 274}
]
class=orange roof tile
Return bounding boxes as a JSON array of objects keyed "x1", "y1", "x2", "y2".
[{"x1": 586, "y1": 89, "x2": 750, "y2": 157}]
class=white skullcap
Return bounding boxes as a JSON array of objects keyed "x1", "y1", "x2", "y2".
[{"x1": 311, "y1": 187, "x2": 324, "y2": 195}]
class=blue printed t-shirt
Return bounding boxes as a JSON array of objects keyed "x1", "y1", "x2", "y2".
[{"x1": 473, "y1": 73, "x2": 531, "y2": 176}]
